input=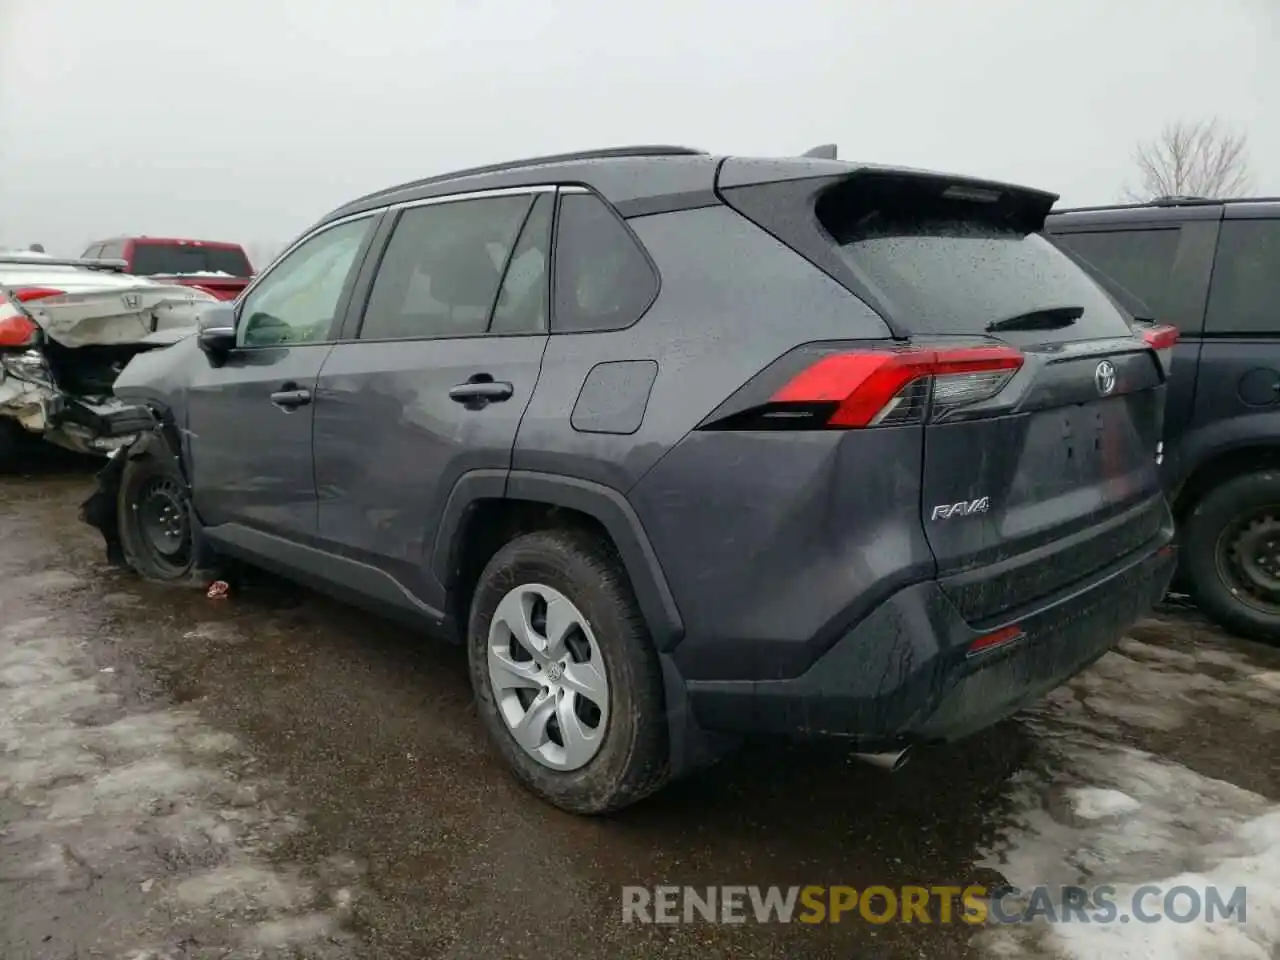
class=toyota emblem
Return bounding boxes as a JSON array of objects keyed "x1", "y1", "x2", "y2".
[{"x1": 1094, "y1": 360, "x2": 1117, "y2": 396}]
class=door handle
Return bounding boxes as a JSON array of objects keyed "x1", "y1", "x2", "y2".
[
  {"x1": 449, "y1": 380, "x2": 513, "y2": 406},
  {"x1": 270, "y1": 386, "x2": 312, "y2": 409}
]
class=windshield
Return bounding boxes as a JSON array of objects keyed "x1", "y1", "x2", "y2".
[
  {"x1": 832, "y1": 220, "x2": 1133, "y2": 341},
  {"x1": 131, "y1": 243, "x2": 252, "y2": 277}
]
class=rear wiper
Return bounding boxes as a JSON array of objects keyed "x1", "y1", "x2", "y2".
[{"x1": 986, "y1": 306, "x2": 1084, "y2": 333}]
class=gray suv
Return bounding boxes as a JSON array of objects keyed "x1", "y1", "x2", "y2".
[{"x1": 82, "y1": 146, "x2": 1178, "y2": 813}]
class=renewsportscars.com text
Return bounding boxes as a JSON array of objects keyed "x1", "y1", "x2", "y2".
[{"x1": 621, "y1": 884, "x2": 1248, "y2": 925}]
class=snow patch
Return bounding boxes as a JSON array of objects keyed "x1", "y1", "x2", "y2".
[
  {"x1": 0, "y1": 558, "x2": 364, "y2": 955},
  {"x1": 976, "y1": 627, "x2": 1280, "y2": 959}
]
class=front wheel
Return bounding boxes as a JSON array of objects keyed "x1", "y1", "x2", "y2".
[
  {"x1": 1183, "y1": 470, "x2": 1280, "y2": 646},
  {"x1": 116, "y1": 448, "x2": 206, "y2": 583},
  {"x1": 467, "y1": 529, "x2": 669, "y2": 814}
]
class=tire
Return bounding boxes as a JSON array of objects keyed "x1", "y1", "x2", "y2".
[
  {"x1": 467, "y1": 529, "x2": 669, "y2": 814},
  {"x1": 1182, "y1": 470, "x2": 1280, "y2": 646},
  {"x1": 116, "y1": 447, "x2": 211, "y2": 585}
]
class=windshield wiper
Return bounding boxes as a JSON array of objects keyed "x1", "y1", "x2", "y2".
[{"x1": 986, "y1": 306, "x2": 1084, "y2": 333}]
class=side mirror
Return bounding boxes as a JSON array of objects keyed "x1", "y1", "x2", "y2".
[{"x1": 196, "y1": 303, "x2": 237, "y2": 364}]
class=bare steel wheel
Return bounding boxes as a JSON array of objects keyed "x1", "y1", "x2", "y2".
[
  {"x1": 116, "y1": 446, "x2": 208, "y2": 584},
  {"x1": 1184, "y1": 470, "x2": 1280, "y2": 645},
  {"x1": 487, "y1": 583, "x2": 610, "y2": 771},
  {"x1": 1216, "y1": 508, "x2": 1280, "y2": 615},
  {"x1": 137, "y1": 476, "x2": 192, "y2": 571}
]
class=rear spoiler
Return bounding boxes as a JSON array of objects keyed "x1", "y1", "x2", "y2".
[{"x1": 0, "y1": 256, "x2": 129, "y2": 273}]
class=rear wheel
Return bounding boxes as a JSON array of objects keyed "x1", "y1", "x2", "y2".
[
  {"x1": 1183, "y1": 470, "x2": 1280, "y2": 645},
  {"x1": 467, "y1": 529, "x2": 669, "y2": 814},
  {"x1": 117, "y1": 449, "x2": 205, "y2": 583}
]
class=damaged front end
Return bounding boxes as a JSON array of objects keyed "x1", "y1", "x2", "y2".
[{"x1": 0, "y1": 279, "x2": 210, "y2": 457}]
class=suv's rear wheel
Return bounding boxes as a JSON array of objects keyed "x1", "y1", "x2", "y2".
[
  {"x1": 467, "y1": 529, "x2": 668, "y2": 814},
  {"x1": 1183, "y1": 470, "x2": 1280, "y2": 645}
]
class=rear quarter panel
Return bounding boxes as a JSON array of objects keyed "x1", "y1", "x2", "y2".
[{"x1": 511, "y1": 204, "x2": 893, "y2": 490}]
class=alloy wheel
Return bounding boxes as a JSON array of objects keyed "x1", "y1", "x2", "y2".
[{"x1": 486, "y1": 583, "x2": 610, "y2": 771}]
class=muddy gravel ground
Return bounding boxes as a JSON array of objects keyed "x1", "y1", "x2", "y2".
[{"x1": 2, "y1": 452, "x2": 1279, "y2": 960}]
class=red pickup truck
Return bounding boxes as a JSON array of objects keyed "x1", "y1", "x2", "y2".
[{"x1": 79, "y1": 236, "x2": 254, "y2": 301}]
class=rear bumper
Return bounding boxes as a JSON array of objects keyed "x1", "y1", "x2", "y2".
[
  {"x1": 681, "y1": 517, "x2": 1176, "y2": 747},
  {"x1": 0, "y1": 370, "x2": 149, "y2": 456}
]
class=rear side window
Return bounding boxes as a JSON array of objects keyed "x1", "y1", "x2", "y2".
[
  {"x1": 491, "y1": 193, "x2": 553, "y2": 335},
  {"x1": 359, "y1": 194, "x2": 532, "y2": 341},
  {"x1": 1205, "y1": 220, "x2": 1280, "y2": 335},
  {"x1": 821, "y1": 190, "x2": 1132, "y2": 342},
  {"x1": 101, "y1": 240, "x2": 126, "y2": 261},
  {"x1": 552, "y1": 192, "x2": 657, "y2": 333},
  {"x1": 1051, "y1": 229, "x2": 1181, "y2": 324},
  {"x1": 130, "y1": 243, "x2": 252, "y2": 277},
  {"x1": 81, "y1": 243, "x2": 102, "y2": 259}
]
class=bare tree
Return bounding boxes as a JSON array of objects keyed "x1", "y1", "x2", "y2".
[{"x1": 1123, "y1": 118, "x2": 1253, "y2": 201}]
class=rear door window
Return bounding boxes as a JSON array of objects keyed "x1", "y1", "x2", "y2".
[
  {"x1": 491, "y1": 193, "x2": 553, "y2": 335},
  {"x1": 1205, "y1": 219, "x2": 1280, "y2": 335},
  {"x1": 358, "y1": 194, "x2": 532, "y2": 341},
  {"x1": 100, "y1": 240, "x2": 126, "y2": 261},
  {"x1": 552, "y1": 192, "x2": 658, "y2": 333},
  {"x1": 1051, "y1": 229, "x2": 1182, "y2": 325}
]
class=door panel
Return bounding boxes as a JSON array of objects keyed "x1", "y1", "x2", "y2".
[
  {"x1": 186, "y1": 215, "x2": 378, "y2": 538},
  {"x1": 311, "y1": 189, "x2": 554, "y2": 608},
  {"x1": 187, "y1": 344, "x2": 333, "y2": 534},
  {"x1": 1190, "y1": 217, "x2": 1280, "y2": 442},
  {"x1": 313, "y1": 336, "x2": 547, "y2": 605}
]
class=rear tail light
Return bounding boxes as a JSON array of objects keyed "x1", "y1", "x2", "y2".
[
  {"x1": 0, "y1": 288, "x2": 57, "y2": 346},
  {"x1": 0, "y1": 313, "x2": 39, "y2": 347},
  {"x1": 769, "y1": 345, "x2": 1024, "y2": 428},
  {"x1": 12, "y1": 287, "x2": 66, "y2": 303},
  {"x1": 1139, "y1": 324, "x2": 1178, "y2": 350},
  {"x1": 1138, "y1": 323, "x2": 1178, "y2": 377}
]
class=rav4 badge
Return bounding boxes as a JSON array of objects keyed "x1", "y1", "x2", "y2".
[{"x1": 931, "y1": 497, "x2": 990, "y2": 520}]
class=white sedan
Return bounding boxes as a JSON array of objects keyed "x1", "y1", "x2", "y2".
[{"x1": 0, "y1": 252, "x2": 216, "y2": 461}]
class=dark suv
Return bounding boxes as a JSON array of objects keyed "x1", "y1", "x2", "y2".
[
  {"x1": 1046, "y1": 198, "x2": 1280, "y2": 645},
  {"x1": 82, "y1": 146, "x2": 1177, "y2": 813}
]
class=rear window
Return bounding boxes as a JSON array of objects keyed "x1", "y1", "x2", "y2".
[
  {"x1": 131, "y1": 243, "x2": 252, "y2": 277},
  {"x1": 818, "y1": 184, "x2": 1133, "y2": 341}
]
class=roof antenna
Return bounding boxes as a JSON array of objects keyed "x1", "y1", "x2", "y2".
[{"x1": 801, "y1": 144, "x2": 837, "y2": 160}]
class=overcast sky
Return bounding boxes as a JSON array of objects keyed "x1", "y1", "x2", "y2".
[{"x1": 1, "y1": 0, "x2": 1275, "y2": 259}]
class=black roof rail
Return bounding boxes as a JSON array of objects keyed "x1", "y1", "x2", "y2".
[
  {"x1": 1151, "y1": 194, "x2": 1214, "y2": 206},
  {"x1": 346, "y1": 144, "x2": 709, "y2": 209},
  {"x1": 1052, "y1": 194, "x2": 1280, "y2": 216}
]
